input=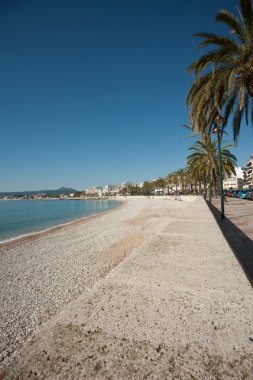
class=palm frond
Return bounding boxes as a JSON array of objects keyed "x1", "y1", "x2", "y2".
[
  {"x1": 187, "y1": 49, "x2": 233, "y2": 76},
  {"x1": 195, "y1": 32, "x2": 241, "y2": 53},
  {"x1": 216, "y1": 9, "x2": 246, "y2": 43},
  {"x1": 187, "y1": 0, "x2": 253, "y2": 142},
  {"x1": 239, "y1": 0, "x2": 253, "y2": 30},
  {"x1": 244, "y1": 87, "x2": 249, "y2": 124},
  {"x1": 233, "y1": 105, "x2": 243, "y2": 142}
]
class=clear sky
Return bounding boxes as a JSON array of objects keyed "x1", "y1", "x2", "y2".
[{"x1": 1, "y1": 0, "x2": 253, "y2": 191}]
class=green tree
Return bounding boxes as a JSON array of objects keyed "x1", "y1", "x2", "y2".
[
  {"x1": 187, "y1": 0, "x2": 253, "y2": 142},
  {"x1": 166, "y1": 169, "x2": 186, "y2": 194},
  {"x1": 187, "y1": 137, "x2": 237, "y2": 194},
  {"x1": 141, "y1": 181, "x2": 153, "y2": 195},
  {"x1": 154, "y1": 177, "x2": 166, "y2": 195}
]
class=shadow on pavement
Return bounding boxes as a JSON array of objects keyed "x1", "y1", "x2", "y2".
[{"x1": 207, "y1": 201, "x2": 253, "y2": 288}]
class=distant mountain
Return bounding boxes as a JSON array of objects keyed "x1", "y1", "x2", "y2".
[
  {"x1": 55, "y1": 187, "x2": 78, "y2": 193},
  {"x1": 0, "y1": 187, "x2": 78, "y2": 196}
]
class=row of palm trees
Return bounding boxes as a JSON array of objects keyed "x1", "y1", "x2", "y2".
[
  {"x1": 167, "y1": 133, "x2": 236, "y2": 196},
  {"x1": 120, "y1": 148, "x2": 234, "y2": 196},
  {"x1": 120, "y1": 134, "x2": 237, "y2": 196},
  {"x1": 182, "y1": 0, "x2": 252, "y2": 194},
  {"x1": 120, "y1": 135, "x2": 236, "y2": 196},
  {"x1": 126, "y1": 1, "x2": 251, "y2": 196},
  {"x1": 123, "y1": 134, "x2": 237, "y2": 197},
  {"x1": 186, "y1": 136, "x2": 237, "y2": 195}
]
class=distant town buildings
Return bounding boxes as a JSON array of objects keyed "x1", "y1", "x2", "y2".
[
  {"x1": 3, "y1": 154, "x2": 253, "y2": 202},
  {"x1": 103, "y1": 185, "x2": 120, "y2": 195},
  {"x1": 82, "y1": 163, "x2": 251, "y2": 196},
  {"x1": 84, "y1": 186, "x2": 103, "y2": 196}
]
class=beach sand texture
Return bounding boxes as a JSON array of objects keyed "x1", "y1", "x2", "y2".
[{"x1": 1, "y1": 196, "x2": 253, "y2": 379}]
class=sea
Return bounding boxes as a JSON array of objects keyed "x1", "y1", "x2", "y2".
[{"x1": 0, "y1": 199, "x2": 120, "y2": 243}]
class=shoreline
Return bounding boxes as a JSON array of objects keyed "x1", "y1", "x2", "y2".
[
  {"x1": 0, "y1": 198, "x2": 125, "y2": 250},
  {"x1": 0, "y1": 196, "x2": 112, "y2": 201},
  {"x1": 2, "y1": 196, "x2": 253, "y2": 378},
  {"x1": 0, "y1": 196, "x2": 185, "y2": 248},
  {"x1": 0, "y1": 197, "x2": 188, "y2": 365}
]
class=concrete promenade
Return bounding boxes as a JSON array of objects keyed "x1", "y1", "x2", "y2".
[
  {"x1": 209, "y1": 196, "x2": 253, "y2": 286},
  {"x1": 3, "y1": 196, "x2": 253, "y2": 379}
]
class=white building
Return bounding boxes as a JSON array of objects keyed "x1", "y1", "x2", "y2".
[
  {"x1": 103, "y1": 185, "x2": 113, "y2": 194},
  {"x1": 120, "y1": 182, "x2": 128, "y2": 189},
  {"x1": 84, "y1": 186, "x2": 103, "y2": 196},
  {"x1": 111, "y1": 185, "x2": 120, "y2": 194},
  {"x1": 103, "y1": 185, "x2": 119, "y2": 195},
  {"x1": 223, "y1": 167, "x2": 244, "y2": 190},
  {"x1": 242, "y1": 155, "x2": 253, "y2": 188}
]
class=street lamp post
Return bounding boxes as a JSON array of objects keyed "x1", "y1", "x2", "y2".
[
  {"x1": 208, "y1": 158, "x2": 212, "y2": 203},
  {"x1": 213, "y1": 114, "x2": 224, "y2": 219}
]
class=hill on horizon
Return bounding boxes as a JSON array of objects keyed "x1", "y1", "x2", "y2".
[{"x1": 0, "y1": 187, "x2": 79, "y2": 196}]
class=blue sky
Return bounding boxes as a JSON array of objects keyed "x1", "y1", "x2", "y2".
[{"x1": 1, "y1": 0, "x2": 253, "y2": 191}]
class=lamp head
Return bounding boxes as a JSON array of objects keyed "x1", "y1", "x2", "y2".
[
  {"x1": 213, "y1": 126, "x2": 219, "y2": 134},
  {"x1": 215, "y1": 113, "x2": 224, "y2": 125},
  {"x1": 213, "y1": 113, "x2": 224, "y2": 134}
]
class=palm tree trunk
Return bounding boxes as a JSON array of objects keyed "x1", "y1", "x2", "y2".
[{"x1": 194, "y1": 180, "x2": 197, "y2": 194}]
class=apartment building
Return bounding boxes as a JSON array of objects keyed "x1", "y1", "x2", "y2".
[
  {"x1": 242, "y1": 155, "x2": 253, "y2": 188},
  {"x1": 103, "y1": 185, "x2": 119, "y2": 195},
  {"x1": 223, "y1": 167, "x2": 244, "y2": 190}
]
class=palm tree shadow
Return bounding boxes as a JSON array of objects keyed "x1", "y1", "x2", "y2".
[{"x1": 207, "y1": 201, "x2": 253, "y2": 288}]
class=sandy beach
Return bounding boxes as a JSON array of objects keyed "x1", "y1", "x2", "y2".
[{"x1": 1, "y1": 196, "x2": 253, "y2": 379}]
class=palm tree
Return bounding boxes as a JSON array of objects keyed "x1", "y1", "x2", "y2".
[
  {"x1": 141, "y1": 181, "x2": 153, "y2": 196},
  {"x1": 154, "y1": 177, "x2": 166, "y2": 195},
  {"x1": 182, "y1": 121, "x2": 209, "y2": 193},
  {"x1": 166, "y1": 169, "x2": 186, "y2": 194},
  {"x1": 187, "y1": 137, "x2": 237, "y2": 195},
  {"x1": 175, "y1": 168, "x2": 187, "y2": 194},
  {"x1": 165, "y1": 173, "x2": 175, "y2": 194},
  {"x1": 187, "y1": 0, "x2": 253, "y2": 142}
]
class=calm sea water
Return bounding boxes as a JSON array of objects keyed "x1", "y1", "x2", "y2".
[{"x1": 0, "y1": 199, "x2": 120, "y2": 243}]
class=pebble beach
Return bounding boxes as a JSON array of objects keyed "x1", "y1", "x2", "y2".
[
  {"x1": 0, "y1": 197, "x2": 186, "y2": 363},
  {"x1": 1, "y1": 196, "x2": 253, "y2": 379}
]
